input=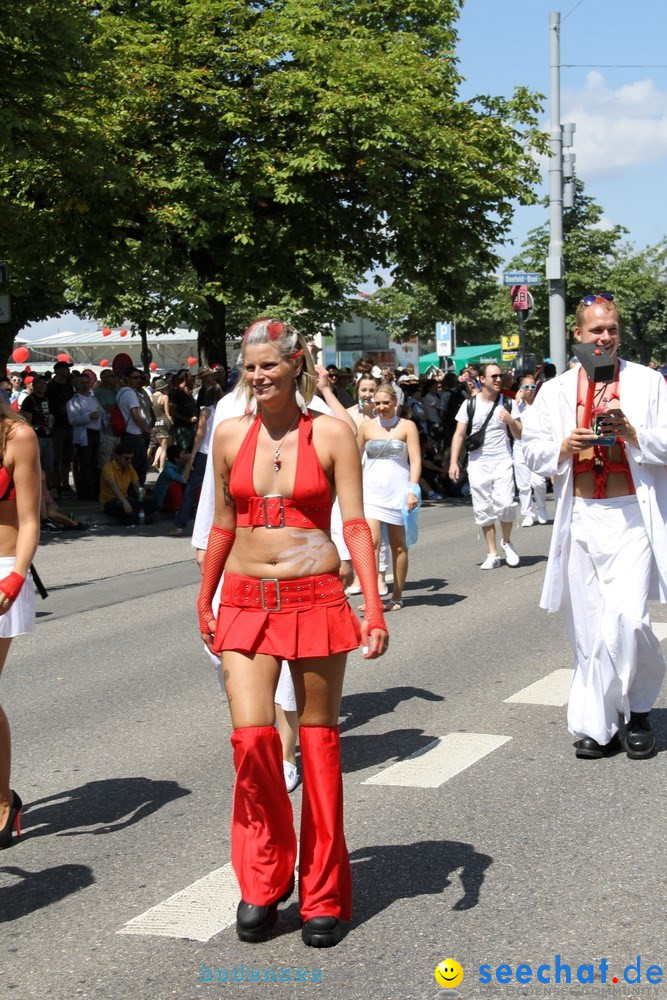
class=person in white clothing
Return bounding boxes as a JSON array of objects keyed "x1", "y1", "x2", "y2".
[
  {"x1": 521, "y1": 293, "x2": 667, "y2": 759},
  {"x1": 66, "y1": 373, "x2": 103, "y2": 500},
  {"x1": 448, "y1": 363, "x2": 522, "y2": 569},
  {"x1": 511, "y1": 373, "x2": 548, "y2": 527}
]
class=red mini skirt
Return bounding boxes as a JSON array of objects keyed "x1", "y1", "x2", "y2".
[{"x1": 212, "y1": 572, "x2": 362, "y2": 659}]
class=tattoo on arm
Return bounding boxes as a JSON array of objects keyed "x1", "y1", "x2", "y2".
[{"x1": 221, "y1": 477, "x2": 235, "y2": 508}]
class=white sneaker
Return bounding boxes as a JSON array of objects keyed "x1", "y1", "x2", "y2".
[
  {"x1": 480, "y1": 554, "x2": 501, "y2": 570},
  {"x1": 283, "y1": 761, "x2": 299, "y2": 793},
  {"x1": 537, "y1": 514, "x2": 548, "y2": 525},
  {"x1": 521, "y1": 514, "x2": 534, "y2": 528},
  {"x1": 501, "y1": 539, "x2": 520, "y2": 567}
]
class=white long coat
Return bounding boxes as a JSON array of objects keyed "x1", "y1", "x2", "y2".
[{"x1": 521, "y1": 360, "x2": 667, "y2": 611}]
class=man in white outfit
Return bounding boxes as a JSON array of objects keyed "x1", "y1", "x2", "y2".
[
  {"x1": 448, "y1": 363, "x2": 522, "y2": 569},
  {"x1": 521, "y1": 294, "x2": 667, "y2": 759}
]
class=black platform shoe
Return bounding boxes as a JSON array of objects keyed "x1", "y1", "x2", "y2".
[
  {"x1": 625, "y1": 712, "x2": 655, "y2": 759},
  {"x1": 301, "y1": 916, "x2": 343, "y2": 948},
  {"x1": 0, "y1": 791, "x2": 22, "y2": 849},
  {"x1": 574, "y1": 733, "x2": 621, "y2": 759},
  {"x1": 236, "y1": 879, "x2": 294, "y2": 942}
]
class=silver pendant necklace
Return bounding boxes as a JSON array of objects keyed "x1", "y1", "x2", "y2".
[{"x1": 267, "y1": 412, "x2": 300, "y2": 474}]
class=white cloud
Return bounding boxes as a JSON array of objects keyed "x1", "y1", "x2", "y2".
[{"x1": 560, "y1": 72, "x2": 667, "y2": 178}]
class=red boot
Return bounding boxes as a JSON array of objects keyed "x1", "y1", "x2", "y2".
[
  {"x1": 299, "y1": 725, "x2": 352, "y2": 929},
  {"x1": 230, "y1": 726, "x2": 296, "y2": 907}
]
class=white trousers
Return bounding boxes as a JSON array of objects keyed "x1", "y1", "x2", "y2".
[
  {"x1": 467, "y1": 454, "x2": 516, "y2": 526},
  {"x1": 514, "y1": 454, "x2": 547, "y2": 519},
  {"x1": 563, "y1": 496, "x2": 666, "y2": 744}
]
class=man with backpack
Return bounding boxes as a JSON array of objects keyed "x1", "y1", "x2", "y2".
[
  {"x1": 114, "y1": 367, "x2": 152, "y2": 486},
  {"x1": 448, "y1": 363, "x2": 522, "y2": 569}
]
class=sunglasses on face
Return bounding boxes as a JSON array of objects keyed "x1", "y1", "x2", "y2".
[
  {"x1": 580, "y1": 292, "x2": 614, "y2": 306},
  {"x1": 488, "y1": 374, "x2": 502, "y2": 380},
  {"x1": 522, "y1": 384, "x2": 537, "y2": 390}
]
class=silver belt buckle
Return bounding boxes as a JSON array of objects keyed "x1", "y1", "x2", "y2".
[
  {"x1": 262, "y1": 494, "x2": 285, "y2": 528},
  {"x1": 259, "y1": 578, "x2": 281, "y2": 611}
]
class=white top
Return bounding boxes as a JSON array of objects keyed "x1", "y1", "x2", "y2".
[
  {"x1": 198, "y1": 405, "x2": 215, "y2": 456},
  {"x1": 116, "y1": 386, "x2": 143, "y2": 435},
  {"x1": 66, "y1": 393, "x2": 102, "y2": 446},
  {"x1": 455, "y1": 395, "x2": 512, "y2": 461}
]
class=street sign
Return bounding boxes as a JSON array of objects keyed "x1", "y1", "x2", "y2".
[
  {"x1": 503, "y1": 271, "x2": 541, "y2": 286},
  {"x1": 501, "y1": 334, "x2": 520, "y2": 352},
  {"x1": 0, "y1": 296, "x2": 10, "y2": 324},
  {"x1": 435, "y1": 321, "x2": 454, "y2": 357}
]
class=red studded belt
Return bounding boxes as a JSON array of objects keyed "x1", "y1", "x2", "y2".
[{"x1": 221, "y1": 572, "x2": 345, "y2": 612}]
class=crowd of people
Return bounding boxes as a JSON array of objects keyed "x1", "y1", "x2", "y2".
[{"x1": 1, "y1": 302, "x2": 665, "y2": 953}]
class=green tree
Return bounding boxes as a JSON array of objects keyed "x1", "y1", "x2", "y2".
[
  {"x1": 76, "y1": 0, "x2": 545, "y2": 363},
  {"x1": 611, "y1": 241, "x2": 667, "y2": 364}
]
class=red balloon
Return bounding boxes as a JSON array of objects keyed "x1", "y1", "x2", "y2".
[
  {"x1": 149, "y1": 362, "x2": 158, "y2": 371},
  {"x1": 100, "y1": 359, "x2": 110, "y2": 367},
  {"x1": 57, "y1": 353, "x2": 71, "y2": 363},
  {"x1": 102, "y1": 327, "x2": 112, "y2": 337},
  {"x1": 187, "y1": 356, "x2": 197, "y2": 366},
  {"x1": 11, "y1": 346, "x2": 29, "y2": 364},
  {"x1": 119, "y1": 328, "x2": 128, "y2": 337}
]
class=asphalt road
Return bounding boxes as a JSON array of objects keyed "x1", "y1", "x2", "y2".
[{"x1": 1, "y1": 500, "x2": 665, "y2": 1000}]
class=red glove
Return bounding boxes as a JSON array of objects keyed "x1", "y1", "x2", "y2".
[
  {"x1": 342, "y1": 519, "x2": 388, "y2": 635},
  {"x1": 197, "y1": 527, "x2": 235, "y2": 634},
  {"x1": 0, "y1": 571, "x2": 25, "y2": 605}
]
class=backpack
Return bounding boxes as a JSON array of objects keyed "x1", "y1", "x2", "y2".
[{"x1": 109, "y1": 387, "x2": 131, "y2": 437}]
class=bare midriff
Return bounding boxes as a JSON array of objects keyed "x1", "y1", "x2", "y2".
[
  {"x1": 0, "y1": 504, "x2": 19, "y2": 558},
  {"x1": 225, "y1": 525, "x2": 341, "y2": 580}
]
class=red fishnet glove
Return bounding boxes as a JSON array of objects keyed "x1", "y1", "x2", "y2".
[
  {"x1": 0, "y1": 571, "x2": 25, "y2": 605},
  {"x1": 197, "y1": 527, "x2": 235, "y2": 634},
  {"x1": 343, "y1": 519, "x2": 388, "y2": 635}
]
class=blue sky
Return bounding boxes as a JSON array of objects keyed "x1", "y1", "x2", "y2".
[
  {"x1": 23, "y1": 0, "x2": 667, "y2": 338},
  {"x1": 457, "y1": 0, "x2": 667, "y2": 261}
]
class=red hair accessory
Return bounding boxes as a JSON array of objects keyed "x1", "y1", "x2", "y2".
[
  {"x1": 266, "y1": 321, "x2": 284, "y2": 340},
  {"x1": 290, "y1": 349, "x2": 304, "y2": 360}
]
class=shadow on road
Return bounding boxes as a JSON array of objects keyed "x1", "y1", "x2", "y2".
[
  {"x1": 340, "y1": 686, "x2": 444, "y2": 735},
  {"x1": 349, "y1": 838, "x2": 493, "y2": 919},
  {"x1": 20, "y1": 778, "x2": 190, "y2": 839},
  {"x1": 0, "y1": 863, "x2": 95, "y2": 921},
  {"x1": 341, "y1": 728, "x2": 443, "y2": 774}
]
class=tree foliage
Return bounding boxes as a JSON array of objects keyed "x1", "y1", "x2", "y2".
[{"x1": 3, "y1": 0, "x2": 547, "y2": 364}]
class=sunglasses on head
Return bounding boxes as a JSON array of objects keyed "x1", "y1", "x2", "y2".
[{"x1": 580, "y1": 292, "x2": 614, "y2": 306}]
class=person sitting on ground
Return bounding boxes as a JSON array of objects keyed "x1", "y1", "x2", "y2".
[
  {"x1": 40, "y1": 472, "x2": 89, "y2": 533},
  {"x1": 154, "y1": 444, "x2": 189, "y2": 513},
  {"x1": 99, "y1": 439, "x2": 157, "y2": 524}
]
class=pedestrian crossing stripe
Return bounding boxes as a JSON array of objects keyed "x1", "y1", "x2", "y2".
[
  {"x1": 505, "y1": 669, "x2": 571, "y2": 706},
  {"x1": 363, "y1": 732, "x2": 511, "y2": 788}
]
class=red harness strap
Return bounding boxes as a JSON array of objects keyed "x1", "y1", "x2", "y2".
[{"x1": 574, "y1": 367, "x2": 635, "y2": 499}]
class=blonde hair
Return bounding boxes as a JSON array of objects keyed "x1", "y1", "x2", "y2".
[
  {"x1": 240, "y1": 317, "x2": 316, "y2": 407},
  {"x1": 374, "y1": 384, "x2": 397, "y2": 404}
]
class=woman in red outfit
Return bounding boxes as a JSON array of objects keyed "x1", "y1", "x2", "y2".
[
  {"x1": 197, "y1": 318, "x2": 388, "y2": 948},
  {"x1": 0, "y1": 404, "x2": 41, "y2": 848}
]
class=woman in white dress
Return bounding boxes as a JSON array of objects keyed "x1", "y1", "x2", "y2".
[{"x1": 357, "y1": 386, "x2": 421, "y2": 610}]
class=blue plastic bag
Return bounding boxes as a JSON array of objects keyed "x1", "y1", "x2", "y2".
[{"x1": 401, "y1": 484, "x2": 421, "y2": 549}]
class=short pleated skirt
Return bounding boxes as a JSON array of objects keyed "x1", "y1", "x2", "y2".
[
  {"x1": 0, "y1": 557, "x2": 35, "y2": 638},
  {"x1": 212, "y1": 572, "x2": 362, "y2": 659}
]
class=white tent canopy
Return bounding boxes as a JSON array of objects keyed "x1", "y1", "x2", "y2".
[{"x1": 15, "y1": 328, "x2": 240, "y2": 372}]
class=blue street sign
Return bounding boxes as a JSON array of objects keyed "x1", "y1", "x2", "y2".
[
  {"x1": 502, "y1": 271, "x2": 541, "y2": 286},
  {"x1": 435, "y1": 321, "x2": 453, "y2": 356}
]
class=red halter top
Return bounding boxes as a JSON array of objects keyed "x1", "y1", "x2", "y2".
[
  {"x1": 229, "y1": 412, "x2": 331, "y2": 529},
  {"x1": 0, "y1": 464, "x2": 16, "y2": 502}
]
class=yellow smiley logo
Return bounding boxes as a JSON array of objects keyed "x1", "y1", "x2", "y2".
[{"x1": 435, "y1": 959, "x2": 464, "y2": 988}]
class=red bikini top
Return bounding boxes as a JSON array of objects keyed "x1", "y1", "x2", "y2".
[
  {"x1": 0, "y1": 464, "x2": 16, "y2": 502},
  {"x1": 229, "y1": 413, "x2": 331, "y2": 529},
  {"x1": 573, "y1": 366, "x2": 634, "y2": 499}
]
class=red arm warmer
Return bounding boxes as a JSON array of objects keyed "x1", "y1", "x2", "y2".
[
  {"x1": 0, "y1": 571, "x2": 25, "y2": 604},
  {"x1": 342, "y1": 519, "x2": 388, "y2": 635},
  {"x1": 197, "y1": 526, "x2": 235, "y2": 633}
]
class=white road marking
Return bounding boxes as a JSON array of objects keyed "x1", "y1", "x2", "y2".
[
  {"x1": 118, "y1": 863, "x2": 240, "y2": 942},
  {"x1": 505, "y1": 668, "x2": 572, "y2": 706},
  {"x1": 653, "y1": 622, "x2": 667, "y2": 642},
  {"x1": 363, "y1": 732, "x2": 511, "y2": 788}
]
